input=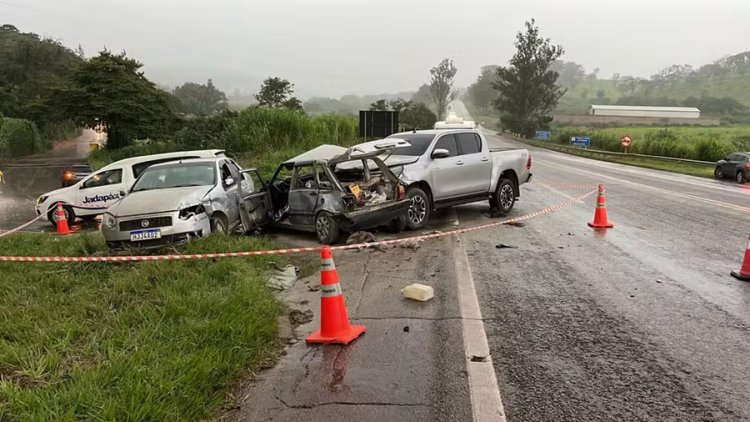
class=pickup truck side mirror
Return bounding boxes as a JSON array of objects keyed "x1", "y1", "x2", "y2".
[{"x1": 431, "y1": 149, "x2": 450, "y2": 159}]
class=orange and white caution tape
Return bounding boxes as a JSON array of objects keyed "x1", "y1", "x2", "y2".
[
  {"x1": 0, "y1": 189, "x2": 596, "y2": 262},
  {"x1": 0, "y1": 215, "x2": 43, "y2": 238}
]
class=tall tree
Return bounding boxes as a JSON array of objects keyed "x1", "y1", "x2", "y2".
[
  {"x1": 255, "y1": 77, "x2": 302, "y2": 110},
  {"x1": 400, "y1": 103, "x2": 437, "y2": 130},
  {"x1": 493, "y1": 19, "x2": 565, "y2": 137},
  {"x1": 173, "y1": 79, "x2": 228, "y2": 116},
  {"x1": 466, "y1": 65, "x2": 500, "y2": 111},
  {"x1": 62, "y1": 50, "x2": 176, "y2": 148},
  {"x1": 429, "y1": 59, "x2": 458, "y2": 119},
  {"x1": 549, "y1": 61, "x2": 586, "y2": 89},
  {"x1": 369, "y1": 99, "x2": 389, "y2": 111}
]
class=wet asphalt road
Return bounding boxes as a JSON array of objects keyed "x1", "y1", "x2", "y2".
[
  {"x1": 0, "y1": 130, "x2": 98, "y2": 231},
  {"x1": 464, "y1": 131, "x2": 750, "y2": 421}
]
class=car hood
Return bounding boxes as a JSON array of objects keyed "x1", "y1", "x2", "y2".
[{"x1": 109, "y1": 185, "x2": 214, "y2": 216}]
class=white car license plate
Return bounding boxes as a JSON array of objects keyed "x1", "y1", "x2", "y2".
[{"x1": 130, "y1": 229, "x2": 161, "y2": 242}]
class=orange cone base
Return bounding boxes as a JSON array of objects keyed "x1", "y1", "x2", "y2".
[
  {"x1": 306, "y1": 324, "x2": 366, "y2": 345},
  {"x1": 588, "y1": 221, "x2": 614, "y2": 228},
  {"x1": 730, "y1": 271, "x2": 750, "y2": 281}
]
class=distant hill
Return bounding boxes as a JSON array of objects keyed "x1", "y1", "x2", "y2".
[{"x1": 554, "y1": 51, "x2": 750, "y2": 115}]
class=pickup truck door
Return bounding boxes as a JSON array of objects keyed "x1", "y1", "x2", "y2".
[
  {"x1": 238, "y1": 168, "x2": 272, "y2": 232},
  {"x1": 456, "y1": 132, "x2": 492, "y2": 194},
  {"x1": 430, "y1": 134, "x2": 465, "y2": 200}
]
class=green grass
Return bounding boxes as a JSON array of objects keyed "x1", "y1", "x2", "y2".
[
  {"x1": 0, "y1": 233, "x2": 284, "y2": 421},
  {"x1": 556, "y1": 124, "x2": 750, "y2": 144}
]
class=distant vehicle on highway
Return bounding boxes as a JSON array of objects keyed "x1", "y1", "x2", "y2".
[
  {"x1": 237, "y1": 143, "x2": 410, "y2": 244},
  {"x1": 35, "y1": 149, "x2": 227, "y2": 227},
  {"x1": 434, "y1": 111, "x2": 477, "y2": 130},
  {"x1": 101, "y1": 157, "x2": 246, "y2": 251},
  {"x1": 61, "y1": 164, "x2": 93, "y2": 187},
  {"x1": 354, "y1": 129, "x2": 532, "y2": 229},
  {"x1": 714, "y1": 152, "x2": 750, "y2": 184}
]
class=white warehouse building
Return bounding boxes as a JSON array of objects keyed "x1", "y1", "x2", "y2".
[{"x1": 589, "y1": 105, "x2": 701, "y2": 119}]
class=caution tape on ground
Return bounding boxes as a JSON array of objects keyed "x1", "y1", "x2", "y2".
[
  {"x1": 0, "y1": 215, "x2": 43, "y2": 238},
  {"x1": 535, "y1": 180, "x2": 599, "y2": 190},
  {"x1": 0, "y1": 189, "x2": 597, "y2": 263}
]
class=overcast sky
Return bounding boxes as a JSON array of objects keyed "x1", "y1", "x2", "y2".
[{"x1": 2, "y1": 0, "x2": 749, "y2": 98}]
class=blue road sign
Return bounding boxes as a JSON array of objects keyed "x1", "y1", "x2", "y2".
[
  {"x1": 535, "y1": 130, "x2": 551, "y2": 140},
  {"x1": 569, "y1": 136, "x2": 591, "y2": 147}
]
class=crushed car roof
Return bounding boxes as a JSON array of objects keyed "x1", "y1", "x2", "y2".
[{"x1": 284, "y1": 145, "x2": 347, "y2": 165}]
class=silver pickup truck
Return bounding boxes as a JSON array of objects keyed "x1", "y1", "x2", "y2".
[{"x1": 370, "y1": 129, "x2": 532, "y2": 229}]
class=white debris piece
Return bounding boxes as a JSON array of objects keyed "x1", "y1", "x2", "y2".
[
  {"x1": 266, "y1": 264, "x2": 299, "y2": 290},
  {"x1": 401, "y1": 283, "x2": 434, "y2": 302}
]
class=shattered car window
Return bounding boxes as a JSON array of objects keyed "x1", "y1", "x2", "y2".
[{"x1": 386, "y1": 133, "x2": 435, "y2": 156}]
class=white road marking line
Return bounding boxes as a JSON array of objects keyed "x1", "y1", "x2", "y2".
[
  {"x1": 539, "y1": 159, "x2": 750, "y2": 214},
  {"x1": 453, "y1": 235, "x2": 506, "y2": 422}
]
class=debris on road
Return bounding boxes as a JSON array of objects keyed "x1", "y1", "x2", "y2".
[
  {"x1": 400, "y1": 238, "x2": 423, "y2": 250},
  {"x1": 289, "y1": 309, "x2": 314, "y2": 326},
  {"x1": 470, "y1": 355, "x2": 488, "y2": 362},
  {"x1": 403, "y1": 326, "x2": 410, "y2": 332},
  {"x1": 307, "y1": 285, "x2": 320, "y2": 292},
  {"x1": 506, "y1": 221, "x2": 526, "y2": 227},
  {"x1": 496, "y1": 244, "x2": 518, "y2": 249},
  {"x1": 401, "y1": 283, "x2": 434, "y2": 301},
  {"x1": 277, "y1": 316, "x2": 294, "y2": 341},
  {"x1": 346, "y1": 230, "x2": 377, "y2": 245},
  {"x1": 265, "y1": 264, "x2": 299, "y2": 290}
]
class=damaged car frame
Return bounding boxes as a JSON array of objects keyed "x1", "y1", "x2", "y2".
[{"x1": 238, "y1": 143, "x2": 410, "y2": 244}]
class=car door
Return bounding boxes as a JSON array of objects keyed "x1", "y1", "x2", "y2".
[
  {"x1": 456, "y1": 132, "x2": 492, "y2": 194},
  {"x1": 76, "y1": 167, "x2": 125, "y2": 210},
  {"x1": 288, "y1": 163, "x2": 321, "y2": 226},
  {"x1": 430, "y1": 134, "x2": 465, "y2": 200},
  {"x1": 723, "y1": 154, "x2": 742, "y2": 175},
  {"x1": 218, "y1": 160, "x2": 241, "y2": 226},
  {"x1": 238, "y1": 168, "x2": 273, "y2": 232}
]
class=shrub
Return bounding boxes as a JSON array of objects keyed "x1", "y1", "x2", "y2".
[
  {"x1": 0, "y1": 117, "x2": 43, "y2": 158},
  {"x1": 694, "y1": 138, "x2": 734, "y2": 161}
]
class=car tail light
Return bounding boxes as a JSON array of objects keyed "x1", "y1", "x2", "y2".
[
  {"x1": 526, "y1": 154, "x2": 532, "y2": 170},
  {"x1": 63, "y1": 171, "x2": 74, "y2": 180},
  {"x1": 746, "y1": 162, "x2": 750, "y2": 169},
  {"x1": 397, "y1": 185, "x2": 406, "y2": 200}
]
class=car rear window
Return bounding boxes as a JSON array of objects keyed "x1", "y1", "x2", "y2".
[{"x1": 132, "y1": 156, "x2": 200, "y2": 179}]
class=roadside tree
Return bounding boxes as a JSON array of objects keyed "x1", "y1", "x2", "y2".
[
  {"x1": 493, "y1": 19, "x2": 565, "y2": 137},
  {"x1": 429, "y1": 59, "x2": 458, "y2": 119},
  {"x1": 173, "y1": 79, "x2": 228, "y2": 116},
  {"x1": 255, "y1": 77, "x2": 303, "y2": 110},
  {"x1": 63, "y1": 50, "x2": 176, "y2": 149}
]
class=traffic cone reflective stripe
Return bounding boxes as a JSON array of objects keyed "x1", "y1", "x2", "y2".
[
  {"x1": 306, "y1": 246, "x2": 366, "y2": 344},
  {"x1": 587, "y1": 184, "x2": 614, "y2": 229},
  {"x1": 730, "y1": 233, "x2": 750, "y2": 281},
  {"x1": 55, "y1": 202, "x2": 70, "y2": 235}
]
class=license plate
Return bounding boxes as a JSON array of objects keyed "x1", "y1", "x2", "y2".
[{"x1": 130, "y1": 229, "x2": 161, "y2": 241}]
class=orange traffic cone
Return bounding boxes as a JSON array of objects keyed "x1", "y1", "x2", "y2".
[
  {"x1": 588, "y1": 184, "x2": 614, "y2": 229},
  {"x1": 55, "y1": 202, "x2": 70, "y2": 235},
  {"x1": 306, "y1": 246, "x2": 365, "y2": 344},
  {"x1": 731, "y1": 234, "x2": 750, "y2": 281}
]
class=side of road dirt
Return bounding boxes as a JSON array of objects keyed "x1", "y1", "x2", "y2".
[{"x1": 225, "y1": 237, "x2": 473, "y2": 422}]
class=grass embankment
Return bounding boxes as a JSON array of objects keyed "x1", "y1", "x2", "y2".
[
  {"x1": 514, "y1": 137, "x2": 715, "y2": 178},
  {"x1": 0, "y1": 233, "x2": 284, "y2": 420}
]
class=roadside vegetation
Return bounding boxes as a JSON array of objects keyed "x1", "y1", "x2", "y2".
[{"x1": 0, "y1": 233, "x2": 284, "y2": 420}]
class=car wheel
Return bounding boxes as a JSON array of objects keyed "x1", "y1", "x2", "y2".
[
  {"x1": 47, "y1": 205, "x2": 75, "y2": 227},
  {"x1": 210, "y1": 215, "x2": 227, "y2": 234},
  {"x1": 493, "y1": 179, "x2": 516, "y2": 216},
  {"x1": 315, "y1": 212, "x2": 340, "y2": 244},
  {"x1": 737, "y1": 171, "x2": 746, "y2": 184},
  {"x1": 406, "y1": 187, "x2": 431, "y2": 230},
  {"x1": 714, "y1": 167, "x2": 723, "y2": 179}
]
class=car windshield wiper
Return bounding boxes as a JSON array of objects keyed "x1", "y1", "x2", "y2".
[{"x1": 171, "y1": 184, "x2": 205, "y2": 188}]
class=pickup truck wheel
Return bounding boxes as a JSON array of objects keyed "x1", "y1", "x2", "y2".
[
  {"x1": 406, "y1": 187, "x2": 430, "y2": 230},
  {"x1": 492, "y1": 179, "x2": 515, "y2": 215},
  {"x1": 47, "y1": 205, "x2": 75, "y2": 227},
  {"x1": 315, "y1": 212, "x2": 340, "y2": 244}
]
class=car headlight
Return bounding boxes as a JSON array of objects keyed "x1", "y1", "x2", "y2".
[
  {"x1": 37, "y1": 195, "x2": 49, "y2": 205},
  {"x1": 102, "y1": 213, "x2": 117, "y2": 229},
  {"x1": 179, "y1": 204, "x2": 206, "y2": 220}
]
